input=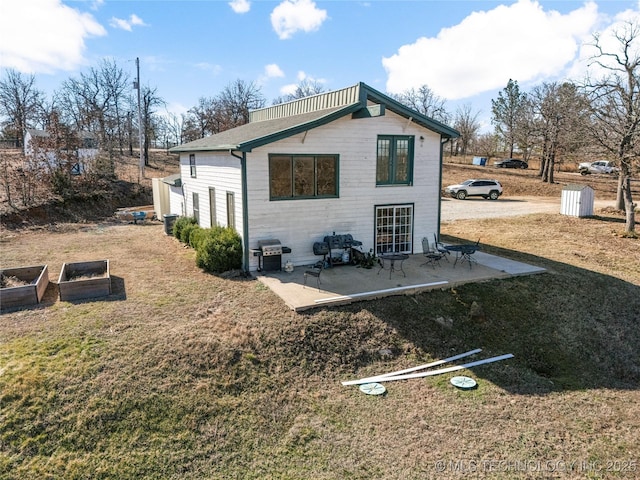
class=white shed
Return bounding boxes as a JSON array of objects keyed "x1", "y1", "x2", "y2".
[{"x1": 560, "y1": 184, "x2": 594, "y2": 217}]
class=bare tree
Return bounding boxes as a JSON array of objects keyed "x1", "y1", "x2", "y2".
[
  {"x1": 184, "y1": 96, "x2": 220, "y2": 140},
  {"x1": 56, "y1": 59, "x2": 131, "y2": 154},
  {"x1": 140, "y1": 85, "x2": 165, "y2": 165},
  {"x1": 583, "y1": 21, "x2": 639, "y2": 232},
  {"x1": 391, "y1": 84, "x2": 450, "y2": 123},
  {"x1": 217, "y1": 79, "x2": 266, "y2": 131},
  {"x1": 453, "y1": 103, "x2": 481, "y2": 156},
  {"x1": 475, "y1": 132, "x2": 500, "y2": 160},
  {"x1": 530, "y1": 82, "x2": 590, "y2": 183},
  {"x1": 0, "y1": 69, "x2": 44, "y2": 147},
  {"x1": 491, "y1": 79, "x2": 527, "y2": 158}
]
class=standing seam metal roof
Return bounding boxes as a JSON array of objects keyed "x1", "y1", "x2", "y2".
[{"x1": 169, "y1": 82, "x2": 459, "y2": 154}]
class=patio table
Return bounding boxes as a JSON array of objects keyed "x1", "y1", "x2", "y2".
[
  {"x1": 444, "y1": 244, "x2": 480, "y2": 268},
  {"x1": 378, "y1": 253, "x2": 409, "y2": 279}
]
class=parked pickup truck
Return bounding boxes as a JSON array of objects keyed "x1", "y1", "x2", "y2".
[{"x1": 578, "y1": 160, "x2": 619, "y2": 175}]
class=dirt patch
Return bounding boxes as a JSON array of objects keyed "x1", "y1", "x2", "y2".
[
  {"x1": 0, "y1": 149, "x2": 179, "y2": 229},
  {"x1": 0, "y1": 275, "x2": 31, "y2": 288}
]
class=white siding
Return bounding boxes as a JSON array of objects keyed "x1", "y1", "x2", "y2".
[
  {"x1": 179, "y1": 153, "x2": 243, "y2": 232},
  {"x1": 168, "y1": 186, "x2": 184, "y2": 216},
  {"x1": 245, "y1": 110, "x2": 442, "y2": 270},
  {"x1": 178, "y1": 110, "x2": 444, "y2": 271}
]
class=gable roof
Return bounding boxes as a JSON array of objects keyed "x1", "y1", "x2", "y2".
[{"x1": 170, "y1": 82, "x2": 459, "y2": 154}]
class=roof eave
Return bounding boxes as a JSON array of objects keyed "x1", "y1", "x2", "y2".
[
  {"x1": 359, "y1": 82, "x2": 460, "y2": 139},
  {"x1": 169, "y1": 143, "x2": 240, "y2": 154},
  {"x1": 238, "y1": 103, "x2": 362, "y2": 151}
]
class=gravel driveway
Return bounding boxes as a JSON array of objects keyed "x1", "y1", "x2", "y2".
[{"x1": 441, "y1": 196, "x2": 613, "y2": 221}]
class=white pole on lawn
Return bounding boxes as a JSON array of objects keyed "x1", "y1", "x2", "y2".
[
  {"x1": 341, "y1": 354, "x2": 514, "y2": 386},
  {"x1": 341, "y1": 348, "x2": 482, "y2": 386}
]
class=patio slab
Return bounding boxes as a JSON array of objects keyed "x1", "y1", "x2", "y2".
[{"x1": 256, "y1": 251, "x2": 546, "y2": 311}]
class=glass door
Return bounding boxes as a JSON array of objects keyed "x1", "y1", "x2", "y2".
[{"x1": 375, "y1": 204, "x2": 413, "y2": 254}]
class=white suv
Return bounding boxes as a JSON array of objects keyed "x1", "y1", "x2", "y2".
[{"x1": 445, "y1": 179, "x2": 503, "y2": 200}]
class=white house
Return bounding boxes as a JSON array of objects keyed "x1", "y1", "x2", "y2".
[
  {"x1": 168, "y1": 82, "x2": 459, "y2": 272},
  {"x1": 24, "y1": 129, "x2": 98, "y2": 174}
]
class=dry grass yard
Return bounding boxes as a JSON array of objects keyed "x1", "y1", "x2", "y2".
[{"x1": 1, "y1": 161, "x2": 639, "y2": 479}]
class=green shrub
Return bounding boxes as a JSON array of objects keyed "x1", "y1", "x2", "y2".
[
  {"x1": 189, "y1": 227, "x2": 208, "y2": 250},
  {"x1": 180, "y1": 223, "x2": 200, "y2": 245},
  {"x1": 172, "y1": 216, "x2": 197, "y2": 240},
  {"x1": 195, "y1": 227, "x2": 242, "y2": 273}
]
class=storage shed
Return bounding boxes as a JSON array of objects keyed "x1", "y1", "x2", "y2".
[{"x1": 560, "y1": 184, "x2": 594, "y2": 217}]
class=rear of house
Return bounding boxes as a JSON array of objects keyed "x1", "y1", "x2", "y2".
[{"x1": 169, "y1": 82, "x2": 459, "y2": 272}]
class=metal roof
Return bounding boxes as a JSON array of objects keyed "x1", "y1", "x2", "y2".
[{"x1": 170, "y1": 82, "x2": 459, "y2": 154}]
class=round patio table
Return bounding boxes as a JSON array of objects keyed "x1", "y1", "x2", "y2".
[
  {"x1": 444, "y1": 244, "x2": 480, "y2": 268},
  {"x1": 378, "y1": 253, "x2": 409, "y2": 279}
]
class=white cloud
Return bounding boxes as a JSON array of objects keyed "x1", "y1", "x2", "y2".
[
  {"x1": 229, "y1": 0, "x2": 251, "y2": 14},
  {"x1": 279, "y1": 70, "x2": 327, "y2": 95},
  {"x1": 382, "y1": 0, "x2": 599, "y2": 100},
  {"x1": 109, "y1": 14, "x2": 147, "y2": 32},
  {"x1": 265, "y1": 64, "x2": 285, "y2": 78},
  {"x1": 568, "y1": 5, "x2": 640, "y2": 82},
  {"x1": 0, "y1": 0, "x2": 106, "y2": 73},
  {"x1": 270, "y1": 0, "x2": 328, "y2": 40},
  {"x1": 194, "y1": 62, "x2": 222, "y2": 76}
]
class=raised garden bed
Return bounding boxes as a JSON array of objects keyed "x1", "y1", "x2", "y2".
[
  {"x1": 0, "y1": 265, "x2": 49, "y2": 309},
  {"x1": 58, "y1": 260, "x2": 111, "y2": 301}
]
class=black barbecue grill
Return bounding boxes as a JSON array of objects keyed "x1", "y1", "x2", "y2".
[
  {"x1": 253, "y1": 239, "x2": 291, "y2": 271},
  {"x1": 313, "y1": 233, "x2": 362, "y2": 266}
]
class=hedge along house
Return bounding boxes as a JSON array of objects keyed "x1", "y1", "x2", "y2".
[{"x1": 169, "y1": 82, "x2": 459, "y2": 273}]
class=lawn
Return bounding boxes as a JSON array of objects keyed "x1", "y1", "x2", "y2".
[{"x1": 1, "y1": 174, "x2": 639, "y2": 478}]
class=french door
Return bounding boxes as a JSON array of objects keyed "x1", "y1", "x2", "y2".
[{"x1": 374, "y1": 204, "x2": 413, "y2": 255}]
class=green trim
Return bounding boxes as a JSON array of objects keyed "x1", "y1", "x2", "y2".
[
  {"x1": 239, "y1": 105, "x2": 361, "y2": 152},
  {"x1": 268, "y1": 153, "x2": 339, "y2": 201},
  {"x1": 375, "y1": 135, "x2": 414, "y2": 186},
  {"x1": 358, "y1": 82, "x2": 459, "y2": 139},
  {"x1": 169, "y1": 82, "x2": 459, "y2": 155}
]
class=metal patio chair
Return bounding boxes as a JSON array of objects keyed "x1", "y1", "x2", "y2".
[
  {"x1": 421, "y1": 237, "x2": 446, "y2": 269},
  {"x1": 303, "y1": 260, "x2": 324, "y2": 291}
]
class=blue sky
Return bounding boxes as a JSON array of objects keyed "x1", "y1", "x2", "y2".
[{"x1": 1, "y1": 0, "x2": 639, "y2": 131}]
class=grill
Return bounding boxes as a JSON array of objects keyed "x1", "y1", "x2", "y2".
[
  {"x1": 258, "y1": 239, "x2": 283, "y2": 256},
  {"x1": 254, "y1": 239, "x2": 291, "y2": 271}
]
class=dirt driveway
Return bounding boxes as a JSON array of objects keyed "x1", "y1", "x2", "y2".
[{"x1": 441, "y1": 195, "x2": 614, "y2": 221}]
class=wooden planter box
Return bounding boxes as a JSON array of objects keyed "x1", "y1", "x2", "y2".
[
  {"x1": 0, "y1": 265, "x2": 49, "y2": 309},
  {"x1": 58, "y1": 260, "x2": 111, "y2": 301}
]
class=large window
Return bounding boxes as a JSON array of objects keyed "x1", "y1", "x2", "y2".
[
  {"x1": 376, "y1": 135, "x2": 414, "y2": 185},
  {"x1": 269, "y1": 154, "x2": 338, "y2": 200}
]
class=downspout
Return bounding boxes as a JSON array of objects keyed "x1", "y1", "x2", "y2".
[
  {"x1": 437, "y1": 137, "x2": 451, "y2": 242},
  {"x1": 230, "y1": 150, "x2": 250, "y2": 274}
]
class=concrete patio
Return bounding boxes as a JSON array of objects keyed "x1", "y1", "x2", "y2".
[{"x1": 256, "y1": 250, "x2": 546, "y2": 311}]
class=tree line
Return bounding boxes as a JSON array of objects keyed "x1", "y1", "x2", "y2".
[{"x1": 0, "y1": 23, "x2": 637, "y2": 231}]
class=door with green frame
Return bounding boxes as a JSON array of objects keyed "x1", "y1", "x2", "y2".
[{"x1": 374, "y1": 204, "x2": 414, "y2": 255}]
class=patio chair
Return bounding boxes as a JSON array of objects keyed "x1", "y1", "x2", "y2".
[
  {"x1": 421, "y1": 237, "x2": 446, "y2": 269},
  {"x1": 303, "y1": 260, "x2": 324, "y2": 291},
  {"x1": 458, "y1": 239, "x2": 480, "y2": 268},
  {"x1": 433, "y1": 233, "x2": 450, "y2": 262}
]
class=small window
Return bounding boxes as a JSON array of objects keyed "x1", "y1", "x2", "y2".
[
  {"x1": 376, "y1": 136, "x2": 414, "y2": 186},
  {"x1": 226, "y1": 192, "x2": 235, "y2": 229},
  {"x1": 192, "y1": 192, "x2": 199, "y2": 224},
  {"x1": 269, "y1": 154, "x2": 338, "y2": 200},
  {"x1": 189, "y1": 154, "x2": 196, "y2": 178}
]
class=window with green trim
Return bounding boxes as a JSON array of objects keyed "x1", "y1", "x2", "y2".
[
  {"x1": 269, "y1": 154, "x2": 338, "y2": 200},
  {"x1": 189, "y1": 154, "x2": 196, "y2": 178},
  {"x1": 376, "y1": 135, "x2": 414, "y2": 185}
]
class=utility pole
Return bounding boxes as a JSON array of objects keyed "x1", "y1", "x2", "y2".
[{"x1": 135, "y1": 57, "x2": 144, "y2": 180}]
